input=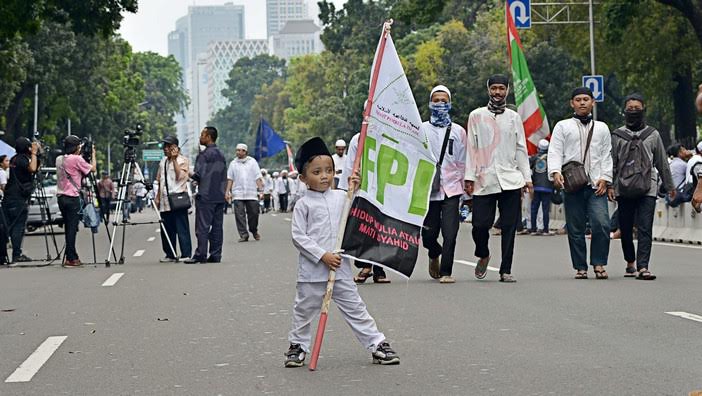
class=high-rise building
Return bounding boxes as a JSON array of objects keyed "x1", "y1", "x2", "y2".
[
  {"x1": 168, "y1": 3, "x2": 246, "y2": 157},
  {"x1": 205, "y1": 40, "x2": 269, "y2": 117},
  {"x1": 269, "y1": 20, "x2": 323, "y2": 60},
  {"x1": 266, "y1": 0, "x2": 308, "y2": 38}
]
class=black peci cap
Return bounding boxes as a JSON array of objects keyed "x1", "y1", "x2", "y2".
[{"x1": 295, "y1": 137, "x2": 332, "y2": 172}]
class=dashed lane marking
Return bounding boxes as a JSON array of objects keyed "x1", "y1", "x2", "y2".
[
  {"x1": 133, "y1": 250, "x2": 145, "y2": 257},
  {"x1": 454, "y1": 259, "x2": 500, "y2": 272},
  {"x1": 5, "y1": 336, "x2": 68, "y2": 383},
  {"x1": 147, "y1": 237, "x2": 156, "y2": 242},
  {"x1": 285, "y1": 218, "x2": 291, "y2": 222},
  {"x1": 665, "y1": 311, "x2": 702, "y2": 323},
  {"x1": 101, "y1": 273, "x2": 124, "y2": 287}
]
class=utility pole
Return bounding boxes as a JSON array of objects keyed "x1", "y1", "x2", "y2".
[
  {"x1": 588, "y1": 0, "x2": 597, "y2": 120},
  {"x1": 33, "y1": 84, "x2": 39, "y2": 136}
]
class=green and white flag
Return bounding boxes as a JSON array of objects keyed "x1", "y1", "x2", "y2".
[{"x1": 507, "y1": 3, "x2": 550, "y2": 154}]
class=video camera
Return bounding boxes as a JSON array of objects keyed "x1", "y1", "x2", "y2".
[
  {"x1": 123, "y1": 123, "x2": 143, "y2": 148},
  {"x1": 80, "y1": 137, "x2": 93, "y2": 163}
]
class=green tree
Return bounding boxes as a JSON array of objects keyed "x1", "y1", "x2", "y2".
[{"x1": 0, "y1": 0, "x2": 138, "y2": 45}]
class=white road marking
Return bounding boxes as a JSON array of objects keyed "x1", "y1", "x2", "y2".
[
  {"x1": 271, "y1": 213, "x2": 278, "y2": 217},
  {"x1": 155, "y1": 229, "x2": 160, "y2": 233},
  {"x1": 652, "y1": 242, "x2": 702, "y2": 250},
  {"x1": 665, "y1": 311, "x2": 702, "y2": 323},
  {"x1": 147, "y1": 237, "x2": 156, "y2": 242},
  {"x1": 454, "y1": 259, "x2": 500, "y2": 272},
  {"x1": 285, "y1": 218, "x2": 291, "y2": 222},
  {"x1": 133, "y1": 250, "x2": 145, "y2": 257},
  {"x1": 5, "y1": 336, "x2": 68, "y2": 383},
  {"x1": 101, "y1": 273, "x2": 124, "y2": 287}
]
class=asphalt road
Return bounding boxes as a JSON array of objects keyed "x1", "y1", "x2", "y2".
[{"x1": 1, "y1": 208, "x2": 701, "y2": 395}]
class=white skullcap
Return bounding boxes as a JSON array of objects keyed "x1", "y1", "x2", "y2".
[
  {"x1": 236, "y1": 143, "x2": 248, "y2": 151},
  {"x1": 538, "y1": 139, "x2": 550, "y2": 151},
  {"x1": 261, "y1": 168, "x2": 267, "y2": 174},
  {"x1": 335, "y1": 139, "x2": 346, "y2": 147},
  {"x1": 273, "y1": 171, "x2": 279, "y2": 177},
  {"x1": 281, "y1": 169, "x2": 288, "y2": 174},
  {"x1": 430, "y1": 85, "x2": 452, "y2": 101}
]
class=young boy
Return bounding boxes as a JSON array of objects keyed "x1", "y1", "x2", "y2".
[{"x1": 285, "y1": 137, "x2": 399, "y2": 367}]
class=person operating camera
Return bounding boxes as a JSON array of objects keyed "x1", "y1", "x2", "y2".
[
  {"x1": 57, "y1": 135, "x2": 96, "y2": 267},
  {"x1": 3, "y1": 137, "x2": 41, "y2": 263}
]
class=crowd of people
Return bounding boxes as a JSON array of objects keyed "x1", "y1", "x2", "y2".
[{"x1": 0, "y1": 77, "x2": 701, "y2": 368}]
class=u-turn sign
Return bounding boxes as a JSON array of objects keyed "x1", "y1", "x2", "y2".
[
  {"x1": 582, "y1": 75, "x2": 604, "y2": 102},
  {"x1": 508, "y1": 0, "x2": 531, "y2": 29}
]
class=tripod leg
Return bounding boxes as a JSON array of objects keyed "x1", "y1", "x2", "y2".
[{"x1": 106, "y1": 162, "x2": 130, "y2": 264}]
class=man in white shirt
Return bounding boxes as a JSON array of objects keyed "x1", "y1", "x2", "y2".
[
  {"x1": 465, "y1": 75, "x2": 532, "y2": 283},
  {"x1": 331, "y1": 139, "x2": 346, "y2": 189},
  {"x1": 261, "y1": 168, "x2": 274, "y2": 213},
  {"x1": 225, "y1": 143, "x2": 263, "y2": 242},
  {"x1": 275, "y1": 170, "x2": 291, "y2": 212},
  {"x1": 548, "y1": 87, "x2": 613, "y2": 279}
]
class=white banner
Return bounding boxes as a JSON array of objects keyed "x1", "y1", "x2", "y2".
[{"x1": 357, "y1": 34, "x2": 436, "y2": 227}]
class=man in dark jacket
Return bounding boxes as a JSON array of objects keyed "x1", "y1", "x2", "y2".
[
  {"x1": 185, "y1": 126, "x2": 227, "y2": 264},
  {"x1": 608, "y1": 94, "x2": 674, "y2": 280},
  {"x1": 3, "y1": 137, "x2": 40, "y2": 263}
]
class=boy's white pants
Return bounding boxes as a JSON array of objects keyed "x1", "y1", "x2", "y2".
[{"x1": 288, "y1": 279, "x2": 385, "y2": 353}]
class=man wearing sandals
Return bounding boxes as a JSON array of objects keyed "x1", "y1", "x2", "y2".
[
  {"x1": 609, "y1": 94, "x2": 674, "y2": 280},
  {"x1": 420, "y1": 85, "x2": 467, "y2": 284},
  {"x1": 548, "y1": 87, "x2": 612, "y2": 280},
  {"x1": 464, "y1": 75, "x2": 532, "y2": 283}
]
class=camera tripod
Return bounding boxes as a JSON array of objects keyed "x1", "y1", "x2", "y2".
[
  {"x1": 105, "y1": 149, "x2": 176, "y2": 266},
  {"x1": 29, "y1": 168, "x2": 62, "y2": 262}
]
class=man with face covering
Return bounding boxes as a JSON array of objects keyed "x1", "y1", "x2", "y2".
[
  {"x1": 608, "y1": 94, "x2": 674, "y2": 280},
  {"x1": 548, "y1": 87, "x2": 612, "y2": 280},
  {"x1": 464, "y1": 75, "x2": 532, "y2": 283},
  {"x1": 418, "y1": 85, "x2": 467, "y2": 284}
]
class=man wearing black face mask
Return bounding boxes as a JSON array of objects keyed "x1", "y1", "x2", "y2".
[
  {"x1": 548, "y1": 87, "x2": 612, "y2": 280},
  {"x1": 608, "y1": 93, "x2": 674, "y2": 281}
]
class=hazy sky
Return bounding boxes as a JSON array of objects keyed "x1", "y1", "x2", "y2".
[{"x1": 118, "y1": 0, "x2": 347, "y2": 55}]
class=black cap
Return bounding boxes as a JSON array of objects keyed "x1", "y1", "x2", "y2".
[
  {"x1": 63, "y1": 135, "x2": 81, "y2": 153},
  {"x1": 624, "y1": 93, "x2": 645, "y2": 107},
  {"x1": 161, "y1": 135, "x2": 179, "y2": 146},
  {"x1": 487, "y1": 74, "x2": 510, "y2": 87},
  {"x1": 295, "y1": 137, "x2": 331, "y2": 172},
  {"x1": 571, "y1": 86, "x2": 594, "y2": 99},
  {"x1": 15, "y1": 137, "x2": 31, "y2": 154}
]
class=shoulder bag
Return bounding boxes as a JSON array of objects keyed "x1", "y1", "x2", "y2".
[
  {"x1": 164, "y1": 159, "x2": 191, "y2": 211},
  {"x1": 561, "y1": 122, "x2": 594, "y2": 193},
  {"x1": 431, "y1": 125, "x2": 452, "y2": 194}
]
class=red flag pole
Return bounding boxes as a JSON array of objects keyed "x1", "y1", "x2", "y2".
[{"x1": 308, "y1": 19, "x2": 394, "y2": 371}]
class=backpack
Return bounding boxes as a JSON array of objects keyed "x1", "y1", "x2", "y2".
[{"x1": 613, "y1": 127, "x2": 654, "y2": 198}]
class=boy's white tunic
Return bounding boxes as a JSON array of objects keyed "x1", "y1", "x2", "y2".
[{"x1": 289, "y1": 188, "x2": 384, "y2": 352}]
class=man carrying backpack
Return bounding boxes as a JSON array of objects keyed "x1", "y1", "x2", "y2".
[{"x1": 608, "y1": 93, "x2": 674, "y2": 281}]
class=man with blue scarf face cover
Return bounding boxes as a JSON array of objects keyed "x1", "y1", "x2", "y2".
[{"x1": 419, "y1": 85, "x2": 467, "y2": 283}]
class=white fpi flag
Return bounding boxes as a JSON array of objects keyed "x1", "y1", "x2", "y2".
[{"x1": 341, "y1": 32, "x2": 436, "y2": 278}]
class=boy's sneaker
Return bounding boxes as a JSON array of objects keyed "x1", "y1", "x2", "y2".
[
  {"x1": 284, "y1": 343, "x2": 306, "y2": 368},
  {"x1": 372, "y1": 342, "x2": 400, "y2": 365}
]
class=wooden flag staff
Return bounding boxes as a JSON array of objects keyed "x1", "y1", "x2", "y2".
[{"x1": 308, "y1": 19, "x2": 394, "y2": 371}]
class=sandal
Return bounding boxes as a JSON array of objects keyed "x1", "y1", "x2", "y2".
[
  {"x1": 574, "y1": 271, "x2": 588, "y2": 280},
  {"x1": 624, "y1": 266, "x2": 637, "y2": 278},
  {"x1": 353, "y1": 269, "x2": 373, "y2": 284},
  {"x1": 475, "y1": 256, "x2": 490, "y2": 280},
  {"x1": 636, "y1": 269, "x2": 656, "y2": 281},
  {"x1": 594, "y1": 267, "x2": 609, "y2": 280},
  {"x1": 373, "y1": 275, "x2": 391, "y2": 284}
]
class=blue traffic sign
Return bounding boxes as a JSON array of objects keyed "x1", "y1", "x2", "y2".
[
  {"x1": 582, "y1": 75, "x2": 604, "y2": 102},
  {"x1": 508, "y1": 0, "x2": 531, "y2": 29}
]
